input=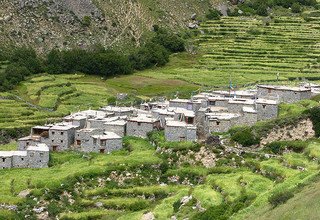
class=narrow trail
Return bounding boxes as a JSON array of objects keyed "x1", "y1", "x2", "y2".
[{"x1": 11, "y1": 94, "x2": 54, "y2": 112}]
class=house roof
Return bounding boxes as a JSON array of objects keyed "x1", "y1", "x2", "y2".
[
  {"x1": 32, "y1": 126, "x2": 51, "y2": 130},
  {"x1": 104, "y1": 120, "x2": 127, "y2": 126},
  {"x1": 92, "y1": 132, "x2": 121, "y2": 140},
  {"x1": 0, "y1": 151, "x2": 27, "y2": 157},
  {"x1": 258, "y1": 85, "x2": 311, "y2": 92},
  {"x1": 50, "y1": 123, "x2": 77, "y2": 131},
  {"x1": 166, "y1": 121, "x2": 196, "y2": 129},
  {"x1": 128, "y1": 115, "x2": 159, "y2": 123},
  {"x1": 243, "y1": 107, "x2": 257, "y2": 113},
  {"x1": 205, "y1": 112, "x2": 241, "y2": 120},
  {"x1": 27, "y1": 143, "x2": 49, "y2": 152},
  {"x1": 256, "y1": 98, "x2": 278, "y2": 105},
  {"x1": 228, "y1": 98, "x2": 255, "y2": 105},
  {"x1": 100, "y1": 106, "x2": 133, "y2": 113}
]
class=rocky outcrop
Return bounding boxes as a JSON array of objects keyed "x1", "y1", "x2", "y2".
[{"x1": 260, "y1": 118, "x2": 315, "y2": 145}]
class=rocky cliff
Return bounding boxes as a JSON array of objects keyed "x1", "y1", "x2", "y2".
[{"x1": 0, "y1": 0, "x2": 223, "y2": 53}]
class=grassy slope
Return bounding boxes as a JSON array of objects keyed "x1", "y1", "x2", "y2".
[{"x1": 249, "y1": 179, "x2": 320, "y2": 220}]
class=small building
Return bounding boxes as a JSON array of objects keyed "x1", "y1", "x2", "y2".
[
  {"x1": 75, "y1": 128, "x2": 104, "y2": 152},
  {"x1": 227, "y1": 98, "x2": 255, "y2": 113},
  {"x1": 173, "y1": 108, "x2": 196, "y2": 125},
  {"x1": 205, "y1": 113, "x2": 241, "y2": 134},
  {"x1": 0, "y1": 143, "x2": 49, "y2": 169},
  {"x1": 63, "y1": 114, "x2": 87, "y2": 129},
  {"x1": 165, "y1": 121, "x2": 197, "y2": 142},
  {"x1": 207, "y1": 97, "x2": 230, "y2": 108},
  {"x1": 152, "y1": 108, "x2": 175, "y2": 127},
  {"x1": 49, "y1": 123, "x2": 77, "y2": 151},
  {"x1": 26, "y1": 144, "x2": 50, "y2": 168},
  {"x1": 100, "y1": 106, "x2": 134, "y2": 117},
  {"x1": 104, "y1": 120, "x2": 127, "y2": 137},
  {"x1": 91, "y1": 132, "x2": 123, "y2": 153},
  {"x1": 236, "y1": 107, "x2": 258, "y2": 126},
  {"x1": 257, "y1": 85, "x2": 311, "y2": 103},
  {"x1": 127, "y1": 115, "x2": 160, "y2": 138},
  {"x1": 18, "y1": 125, "x2": 51, "y2": 150},
  {"x1": 256, "y1": 98, "x2": 279, "y2": 121}
]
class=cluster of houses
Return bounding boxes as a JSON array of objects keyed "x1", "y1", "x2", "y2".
[{"x1": 1, "y1": 83, "x2": 319, "y2": 169}]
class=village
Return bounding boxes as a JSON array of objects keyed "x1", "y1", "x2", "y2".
[{"x1": 1, "y1": 83, "x2": 319, "y2": 169}]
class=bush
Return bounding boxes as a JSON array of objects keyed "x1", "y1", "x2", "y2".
[
  {"x1": 206, "y1": 8, "x2": 222, "y2": 20},
  {"x1": 82, "y1": 16, "x2": 92, "y2": 27},
  {"x1": 308, "y1": 107, "x2": 320, "y2": 137},
  {"x1": 291, "y1": 3, "x2": 302, "y2": 13},
  {"x1": 9, "y1": 47, "x2": 43, "y2": 74},
  {"x1": 268, "y1": 189, "x2": 294, "y2": 207},
  {"x1": 256, "y1": 4, "x2": 268, "y2": 16},
  {"x1": 152, "y1": 28, "x2": 185, "y2": 53},
  {"x1": 230, "y1": 127, "x2": 260, "y2": 147}
]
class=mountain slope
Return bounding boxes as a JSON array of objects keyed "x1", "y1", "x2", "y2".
[{"x1": 0, "y1": 0, "x2": 222, "y2": 53}]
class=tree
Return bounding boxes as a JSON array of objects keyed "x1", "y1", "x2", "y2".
[
  {"x1": 10, "y1": 47, "x2": 42, "y2": 74},
  {"x1": 152, "y1": 28, "x2": 185, "y2": 53},
  {"x1": 206, "y1": 8, "x2": 222, "y2": 20},
  {"x1": 46, "y1": 49, "x2": 64, "y2": 74}
]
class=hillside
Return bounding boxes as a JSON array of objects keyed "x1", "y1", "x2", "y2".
[{"x1": 0, "y1": 0, "x2": 222, "y2": 53}]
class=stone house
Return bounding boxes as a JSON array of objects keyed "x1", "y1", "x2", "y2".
[
  {"x1": 256, "y1": 98, "x2": 279, "y2": 121},
  {"x1": 257, "y1": 85, "x2": 311, "y2": 103},
  {"x1": 90, "y1": 132, "x2": 123, "y2": 153},
  {"x1": 207, "y1": 97, "x2": 230, "y2": 108},
  {"x1": 0, "y1": 143, "x2": 49, "y2": 169},
  {"x1": 63, "y1": 114, "x2": 87, "y2": 129},
  {"x1": 75, "y1": 128, "x2": 104, "y2": 152},
  {"x1": 127, "y1": 115, "x2": 161, "y2": 138},
  {"x1": 173, "y1": 108, "x2": 196, "y2": 125},
  {"x1": 165, "y1": 121, "x2": 197, "y2": 142},
  {"x1": 100, "y1": 106, "x2": 134, "y2": 117},
  {"x1": 236, "y1": 107, "x2": 258, "y2": 126},
  {"x1": 205, "y1": 113, "x2": 241, "y2": 134},
  {"x1": 49, "y1": 123, "x2": 77, "y2": 151},
  {"x1": 18, "y1": 125, "x2": 51, "y2": 150},
  {"x1": 151, "y1": 108, "x2": 175, "y2": 127},
  {"x1": 103, "y1": 120, "x2": 127, "y2": 137},
  {"x1": 227, "y1": 98, "x2": 255, "y2": 113}
]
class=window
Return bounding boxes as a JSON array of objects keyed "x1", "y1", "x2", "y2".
[
  {"x1": 61, "y1": 140, "x2": 63, "y2": 143},
  {"x1": 40, "y1": 153, "x2": 44, "y2": 157},
  {"x1": 262, "y1": 104, "x2": 266, "y2": 109},
  {"x1": 138, "y1": 122, "x2": 141, "y2": 126},
  {"x1": 26, "y1": 142, "x2": 30, "y2": 146},
  {"x1": 2, "y1": 158, "x2": 5, "y2": 162},
  {"x1": 52, "y1": 140, "x2": 54, "y2": 143},
  {"x1": 100, "y1": 149, "x2": 105, "y2": 154},
  {"x1": 216, "y1": 121, "x2": 220, "y2": 126},
  {"x1": 187, "y1": 117, "x2": 194, "y2": 124},
  {"x1": 210, "y1": 101, "x2": 216, "y2": 106},
  {"x1": 21, "y1": 158, "x2": 24, "y2": 161},
  {"x1": 61, "y1": 132, "x2": 64, "y2": 135},
  {"x1": 52, "y1": 146, "x2": 58, "y2": 151},
  {"x1": 52, "y1": 131, "x2": 55, "y2": 135},
  {"x1": 76, "y1": 140, "x2": 81, "y2": 145}
]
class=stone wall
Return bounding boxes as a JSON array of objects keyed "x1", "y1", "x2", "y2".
[
  {"x1": 49, "y1": 128, "x2": 75, "y2": 151},
  {"x1": 127, "y1": 121, "x2": 158, "y2": 138},
  {"x1": 256, "y1": 103, "x2": 278, "y2": 121},
  {"x1": 257, "y1": 87, "x2": 311, "y2": 103},
  {"x1": 165, "y1": 126, "x2": 197, "y2": 142}
]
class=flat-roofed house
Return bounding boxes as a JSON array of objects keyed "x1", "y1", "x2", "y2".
[
  {"x1": 127, "y1": 115, "x2": 160, "y2": 138},
  {"x1": 49, "y1": 123, "x2": 77, "y2": 151},
  {"x1": 257, "y1": 85, "x2": 311, "y2": 103},
  {"x1": 205, "y1": 112, "x2": 241, "y2": 134},
  {"x1": 103, "y1": 120, "x2": 127, "y2": 137},
  {"x1": 256, "y1": 98, "x2": 279, "y2": 121},
  {"x1": 90, "y1": 132, "x2": 123, "y2": 153},
  {"x1": 165, "y1": 121, "x2": 197, "y2": 142},
  {"x1": 227, "y1": 98, "x2": 255, "y2": 113},
  {"x1": 75, "y1": 128, "x2": 104, "y2": 152}
]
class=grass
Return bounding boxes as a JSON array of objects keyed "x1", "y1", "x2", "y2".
[{"x1": 0, "y1": 141, "x2": 17, "y2": 151}]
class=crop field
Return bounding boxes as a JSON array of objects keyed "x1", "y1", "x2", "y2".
[{"x1": 139, "y1": 15, "x2": 320, "y2": 87}]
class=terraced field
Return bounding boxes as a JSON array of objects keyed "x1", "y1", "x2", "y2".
[
  {"x1": 1, "y1": 134, "x2": 319, "y2": 219},
  {"x1": 140, "y1": 15, "x2": 320, "y2": 87}
]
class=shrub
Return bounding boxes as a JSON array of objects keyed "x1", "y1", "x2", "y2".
[
  {"x1": 308, "y1": 107, "x2": 320, "y2": 137},
  {"x1": 152, "y1": 28, "x2": 185, "y2": 53},
  {"x1": 256, "y1": 4, "x2": 268, "y2": 16},
  {"x1": 291, "y1": 3, "x2": 302, "y2": 13},
  {"x1": 230, "y1": 127, "x2": 260, "y2": 147},
  {"x1": 206, "y1": 8, "x2": 222, "y2": 20},
  {"x1": 82, "y1": 16, "x2": 92, "y2": 27},
  {"x1": 268, "y1": 189, "x2": 294, "y2": 207}
]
